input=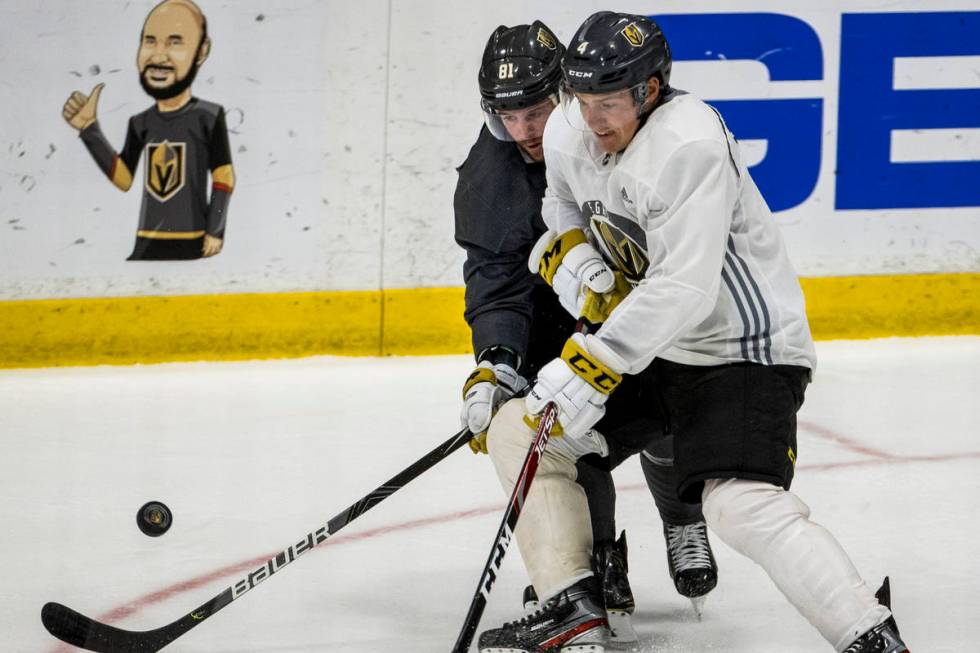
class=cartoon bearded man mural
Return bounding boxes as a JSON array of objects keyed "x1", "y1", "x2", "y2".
[{"x1": 63, "y1": 0, "x2": 234, "y2": 260}]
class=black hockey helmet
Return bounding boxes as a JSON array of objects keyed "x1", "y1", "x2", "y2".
[
  {"x1": 478, "y1": 21, "x2": 565, "y2": 113},
  {"x1": 562, "y1": 12, "x2": 671, "y2": 106}
]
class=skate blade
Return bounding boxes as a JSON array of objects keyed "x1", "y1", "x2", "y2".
[
  {"x1": 606, "y1": 610, "x2": 638, "y2": 646},
  {"x1": 690, "y1": 595, "x2": 707, "y2": 621},
  {"x1": 481, "y1": 647, "x2": 604, "y2": 653}
]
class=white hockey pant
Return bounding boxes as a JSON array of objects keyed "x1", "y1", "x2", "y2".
[
  {"x1": 702, "y1": 478, "x2": 892, "y2": 651},
  {"x1": 486, "y1": 399, "x2": 594, "y2": 600}
]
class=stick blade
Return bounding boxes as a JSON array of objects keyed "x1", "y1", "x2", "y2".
[
  {"x1": 42, "y1": 602, "x2": 103, "y2": 649},
  {"x1": 42, "y1": 601, "x2": 170, "y2": 652}
]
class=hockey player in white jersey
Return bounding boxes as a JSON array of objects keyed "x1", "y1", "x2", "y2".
[
  {"x1": 478, "y1": 11, "x2": 910, "y2": 653},
  {"x1": 457, "y1": 22, "x2": 718, "y2": 641}
]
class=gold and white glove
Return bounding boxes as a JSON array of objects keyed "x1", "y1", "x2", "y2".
[
  {"x1": 528, "y1": 229, "x2": 614, "y2": 319},
  {"x1": 579, "y1": 270, "x2": 632, "y2": 325},
  {"x1": 524, "y1": 333, "x2": 624, "y2": 440},
  {"x1": 461, "y1": 360, "x2": 527, "y2": 454}
]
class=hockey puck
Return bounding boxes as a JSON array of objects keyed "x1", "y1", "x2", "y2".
[{"x1": 137, "y1": 501, "x2": 173, "y2": 537}]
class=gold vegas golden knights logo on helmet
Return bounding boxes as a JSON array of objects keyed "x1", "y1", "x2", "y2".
[
  {"x1": 621, "y1": 22, "x2": 645, "y2": 48},
  {"x1": 145, "y1": 141, "x2": 186, "y2": 202},
  {"x1": 536, "y1": 27, "x2": 558, "y2": 50}
]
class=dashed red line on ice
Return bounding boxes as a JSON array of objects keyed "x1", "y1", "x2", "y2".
[{"x1": 46, "y1": 425, "x2": 980, "y2": 653}]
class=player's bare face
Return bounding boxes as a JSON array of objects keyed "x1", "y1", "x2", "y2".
[
  {"x1": 138, "y1": 5, "x2": 202, "y2": 92},
  {"x1": 498, "y1": 100, "x2": 555, "y2": 162},
  {"x1": 576, "y1": 89, "x2": 643, "y2": 154}
]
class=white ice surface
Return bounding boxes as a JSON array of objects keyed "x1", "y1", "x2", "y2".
[{"x1": 1, "y1": 337, "x2": 978, "y2": 652}]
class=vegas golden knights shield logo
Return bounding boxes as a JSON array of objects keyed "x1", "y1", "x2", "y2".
[
  {"x1": 621, "y1": 23, "x2": 645, "y2": 48},
  {"x1": 145, "y1": 141, "x2": 186, "y2": 202},
  {"x1": 594, "y1": 219, "x2": 650, "y2": 281},
  {"x1": 537, "y1": 27, "x2": 557, "y2": 50}
]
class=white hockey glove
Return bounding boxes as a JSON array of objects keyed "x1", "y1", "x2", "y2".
[
  {"x1": 579, "y1": 270, "x2": 632, "y2": 326},
  {"x1": 525, "y1": 333, "x2": 623, "y2": 441},
  {"x1": 529, "y1": 229, "x2": 614, "y2": 319},
  {"x1": 461, "y1": 360, "x2": 528, "y2": 454}
]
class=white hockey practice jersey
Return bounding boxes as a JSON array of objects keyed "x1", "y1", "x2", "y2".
[{"x1": 542, "y1": 92, "x2": 817, "y2": 374}]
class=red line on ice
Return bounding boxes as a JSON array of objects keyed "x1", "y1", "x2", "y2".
[
  {"x1": 46, "y1": 441, "x2": 980, "y2": 653},
  {"x1": 798, "y1": 419, "x2": 899, "y2": 459},
  {"x1": 47, "y1": 506, "x2": 501, "y2": 653}
]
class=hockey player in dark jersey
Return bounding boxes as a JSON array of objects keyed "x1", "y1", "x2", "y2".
[
  {"x1": 62, "y1": 0, "x2": 234, "y2": 261},
  {"x1": 455, "y1": 23, "x2": 718, "y2": 645}
]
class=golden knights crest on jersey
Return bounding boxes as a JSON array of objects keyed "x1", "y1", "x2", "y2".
[
  {"x1": 145, "y1": 141, "x2": 186, "y2": 202},
  {"x1": 583, "y1": 200, "x2": 650, "y2": 282}
]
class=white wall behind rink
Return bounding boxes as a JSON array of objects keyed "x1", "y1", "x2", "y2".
[{"x1": 0, "y1": 0, "x2": 977, "y2": 300}]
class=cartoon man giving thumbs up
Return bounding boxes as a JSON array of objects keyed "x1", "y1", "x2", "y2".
[{"x1": 63, "y1": 0, "x2": 234, "y2": 260}]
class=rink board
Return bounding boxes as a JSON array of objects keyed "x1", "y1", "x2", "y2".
[{"x1": 1, "y1": 273, "x2": 978, "y2": 368}]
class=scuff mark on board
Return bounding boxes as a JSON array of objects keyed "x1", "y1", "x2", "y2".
[{"x1": 226, "y1": 107, "x2": 244, "y2": 134}]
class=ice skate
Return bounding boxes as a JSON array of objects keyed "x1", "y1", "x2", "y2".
[
  {"x1": 663, "y1": 521, "x2": 717, "y2": 618},
  {"x1": 842, "y1": 618, "x2": 909, "y2": 653},
  {"x1": 841, "y1": 577, "x2": 910, "y2": 653},
  {"x1": 479, "y1": 576, "x2": 609, "y2": 652},
  {"x1": 523, "y1": 584, "x2": 540, "y2": 612},
  {"x1": 593, "y1": 532, "x2": 638, "y2": 645}
]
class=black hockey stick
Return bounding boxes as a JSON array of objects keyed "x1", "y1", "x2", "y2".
[
  {"x1": 42, "y1": 427, "x2": 473, "y2": 652},
  {"x1": 451, "y1": 402, "x2": 559, "y2": 653}
]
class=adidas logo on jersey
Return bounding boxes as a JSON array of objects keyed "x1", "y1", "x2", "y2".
[{"x1": 620, "y1": 187, "x2": 633, "y2": 206}]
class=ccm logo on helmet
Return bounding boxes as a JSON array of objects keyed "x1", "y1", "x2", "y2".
[{"x1": 567, "y1": 69, "x2": 594, "y2": 78}]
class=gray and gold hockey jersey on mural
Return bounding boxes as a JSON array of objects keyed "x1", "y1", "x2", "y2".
[
  {"x1": 80, "y1": 97, "x2": 232, "y2": 244},
  {"x1": 117, "y1": 98, "x2": 232, "y2": 237},
  {"x1": 542, "y1": 91, "x2": 816, "y2": 373}
]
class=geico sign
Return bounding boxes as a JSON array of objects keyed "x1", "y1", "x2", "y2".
[{"x1": 654, "y1": 12, "x2": 980, "y2": 211}]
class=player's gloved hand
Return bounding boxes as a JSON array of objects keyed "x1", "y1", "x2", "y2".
[
  {"x1": 529, "y1": 229, "x2": 614, "y2": 319},
  {"x1": 579, "y1": 271, "x2": 632, "y2": 325},
  {"x1": 525, "y1": 333, "x2": 624, "y2": 440},
  {"x1": 461, "y1": 360, "x2": 528, "y2": 454}
]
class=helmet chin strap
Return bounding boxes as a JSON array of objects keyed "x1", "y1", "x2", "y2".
[
  {"x1": 632, "y1": 78, "x2": 664, "y2": 119},
  {"x1": 633, "y1": 84, "x2": 649, "y2": 109}
]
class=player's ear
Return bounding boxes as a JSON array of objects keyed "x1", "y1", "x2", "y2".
[
  {"x1": 196, "y1": 37, "x2": 211, "y2": 65},
  {"x1": 646, "y1": 76, "x2": 661, "y2": 107}
]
